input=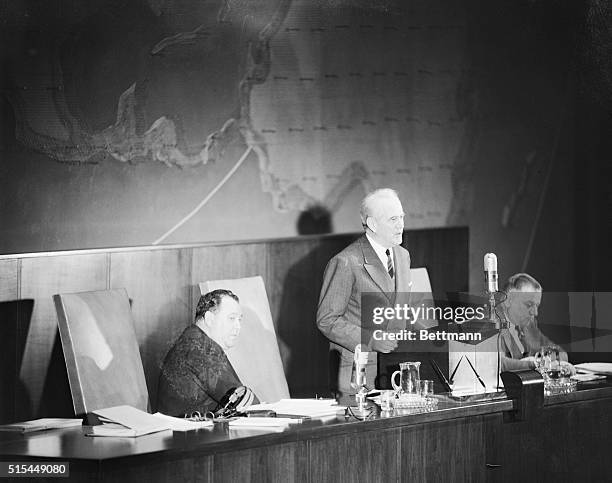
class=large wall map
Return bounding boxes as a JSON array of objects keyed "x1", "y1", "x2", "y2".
[
  {"x1": 250, "y1": 1, "x2": 468, "y2": 227},
  {"x1": 2, "y1": 0, "x2": 470, "y2": 243}
]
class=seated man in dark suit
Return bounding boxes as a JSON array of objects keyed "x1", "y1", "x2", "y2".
[
  {"x1": 157, "y1": 289, "x2": 254, "y2": 416},
  {"x1": 498, "y1": 273, "x2": 573, "y2": 374}
]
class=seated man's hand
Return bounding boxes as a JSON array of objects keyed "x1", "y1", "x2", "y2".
[
  {"x1": 520, "y1": 356, "x2": 537, "y2": 370},
  {"x1": 560, "y1": 361, "x2": 576, "y2": 376},
  {"x1": 370, "y1": 338, "x2": 398, "y2": 353}
]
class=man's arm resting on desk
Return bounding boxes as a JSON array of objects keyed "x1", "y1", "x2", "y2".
[{"x1": 500, "y1": 355, "x2": 535, "y2": 372}]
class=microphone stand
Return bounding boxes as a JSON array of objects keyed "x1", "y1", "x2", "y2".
[
  {"x1": 349, "y1": 345, "x2": 370, "y2": 418},
  {"x1": 489, "y1": 292, "x2": 508, "y2": 391}
]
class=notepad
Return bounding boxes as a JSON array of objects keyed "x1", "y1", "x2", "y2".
[{"x1": 0, "y1": 418, "x2": 82, "y2": 433}]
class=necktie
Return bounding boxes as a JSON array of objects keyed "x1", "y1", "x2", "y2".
[
  {"x1": 515, "y1": 326, "x2": 528, "y2": 357},
  {"x1": 385, "y1": 249, "x2": 394, "y2": 279}
]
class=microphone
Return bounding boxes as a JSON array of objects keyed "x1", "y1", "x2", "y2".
[
  {"x1": 484, "y1": 253, "x2": 507, "y2": 332},
  {"x1": 484, "y1": 253, "x2": 498, "y2": 294},
  {"x1": 350, "y1": 344, "x2": 368, "y2": 390},
  {"x1": 349, "y1": 345, "x2": 370, "y2": 417}
]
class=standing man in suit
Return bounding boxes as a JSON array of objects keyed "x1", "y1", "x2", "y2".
[{"x1": 316, "y1": 188, "x2": 412, "y2": 395}]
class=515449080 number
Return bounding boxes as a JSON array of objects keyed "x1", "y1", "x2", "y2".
[{"x1": 0, "y1": 462, "x2": 69, "y2": 478}]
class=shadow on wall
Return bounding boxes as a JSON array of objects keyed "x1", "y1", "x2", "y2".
[
  {"x1": 0, "y1": 300, "x2": 34, "y2": 423},
  {"x1": 144, "y1": 298, "x2": 191, "y2": 413},
  {"x1": 39, "y1": 332, "x2": 75, "y2": 419},
  {"x1": 296, "y1": 205, "x2": 333, "y2": 236},
  {"x1": 277, "y1": 205, "x2": 348, "y2": 397}
]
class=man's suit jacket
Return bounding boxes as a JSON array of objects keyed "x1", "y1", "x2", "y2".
[
  {"x1": 316, "y1": 235, "x2": 412, "y2": 362},
  {"x1": 499, "y1": 322, "x2": 567, "y2": 371}
]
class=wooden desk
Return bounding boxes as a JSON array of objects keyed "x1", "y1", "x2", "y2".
[{"x1": 1, "y1": 383, "x2": 611, "y2": 482}]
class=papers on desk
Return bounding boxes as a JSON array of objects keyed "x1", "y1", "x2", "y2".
[
  {"x1": 228, "y1": 417, "x2": 299, "y2": 428},
  {"x1": 575, "y1": 362, "x2": 612, "y2": 376},
  {"x1": 85, "y1": 405, "x2": 172, "y2": 438},
  {"x1": 152, "y1": 412, "x2": 212, "y2": 431},
  {"x1": 0, "y1": 418, "x2": 82, "y2": 433},
  {"x1": 571, "y1": 373, "x2": 606, "y2": 382},
  {"x1": 245, "y1": 399, "x2": 344, "y2": 418}
]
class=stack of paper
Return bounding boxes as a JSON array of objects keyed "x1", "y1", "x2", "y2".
[
  {"x1": 152, "y1": 412, "x2": 213, "y2": 431},
  {"x1": 246, "y1": 399, "x2": 344, "y2": 418},
  {"x1": 228, "y1": 417, "x2": 298, "y2": 428},
  {"x1": 575, "y1": 362, "x2": 612, "y2": 376},
  {"x1": 0, "y1": 418, "x2": 82, "y2": 433},
  {"x1": 571, "y1": 373, "x2": 606, "y2": 382},
  {"x1": 85, "y1": 405, "x2": 172, "y2": 438}
]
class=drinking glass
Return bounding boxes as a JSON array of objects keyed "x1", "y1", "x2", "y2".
[
  {"x1": 536, "y1": 346, "x2": 562, "y2": 380},
  {"x1": 419, "y1": 380, "x2": 434, "y2": 401},
  {"x1": 379, "y1": 390, "x2": 395, "y2": 411}
]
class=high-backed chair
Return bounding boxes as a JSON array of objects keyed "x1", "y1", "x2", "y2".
[
  {"x1": 409, "y1": 267, "x2": 437, "y2": 329},
  {"x1": 199, "y1": 276, "x2": 289, "y2": 403},
  {"x1": 53, "y1": 288, "x2": 149, "y2": 415}
]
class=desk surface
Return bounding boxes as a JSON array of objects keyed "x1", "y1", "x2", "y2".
[
  {"x1": 0, "y1": 395, "x2": 514, "y2": 461},
  {"x1": 1, "y1": 383, "x2": 611, "y2": 483},
  {"x1": 1, "y1": 382, "x2": 611, "y2": 463}
]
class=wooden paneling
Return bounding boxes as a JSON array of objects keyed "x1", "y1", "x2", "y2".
[
  {"x1": 110, "y1": 249, "x2": 192, "y2": 411},
  {"x1": 489, "y1": 398, "x2": 612, "y2": 482},
  {"x1": 101, "y1": 456, "x2": 212, "y2": 483},
  {"x1": 0, "y1": 228, "x2": 468, "y2": 420},
  {"x1": 0, "y1": 259, "x2": 18, "y2": 301},
  {"x1": 192, "y1": 243, "x2": 269, "y2": 301},
  {"x1": 19, "y1": 254, "x2": 107, "y2": 419},
  {"x1": 401, "y1": 416, "x2": 488, "y2": 482},
  {"x1": 309, "y1": 427, "x2": 399, "y2": 482},
  {"x1": 214, "y1": 442, "x2": 305, "y2": 483}
]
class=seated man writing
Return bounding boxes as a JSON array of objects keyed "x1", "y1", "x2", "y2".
[
  {"x1": 498, "y1": 273, "x2": 573, "y2": 374},
  {"x1": 157, "y1": 289, "x2": 255, "y2": 416}
]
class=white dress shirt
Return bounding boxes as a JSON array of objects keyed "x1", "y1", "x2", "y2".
[{"x1": 366, "y1": 233, "x2": 394, "y2": 275}]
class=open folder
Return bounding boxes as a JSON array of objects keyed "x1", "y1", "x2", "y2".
[{"x1": 85, "y1": 405, "x2": 210, "y2": 437}]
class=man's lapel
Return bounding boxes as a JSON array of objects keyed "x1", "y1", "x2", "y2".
[{"x1": 360, "y1": 237, "x2": 394, "y2": 302}]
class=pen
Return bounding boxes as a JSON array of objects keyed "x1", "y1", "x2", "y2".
[
  {"x1": 465, "y1": 356, "x2": 486, "y2": 389},
  {"x1": 449, "y1": 356, "x2": 463, "y2": 385},
  {"x1": 430, "y1": 359, "x2": 452, "y2": 392}
]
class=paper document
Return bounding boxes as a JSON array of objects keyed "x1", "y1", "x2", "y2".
[
  {"x1": 85, "y1": 405, "x2": 172, "y2": 438},
  {"x1": 0, "y1": 418, "x2": 82, "y2": 433},
  {"x1": 152, "y1": 412, "x2": 213, "y2": 431},
  {"x1": 571, "y1": 373, "x2": 606, "y2": 382},
  {"x1": 228, "y1": 417, "x2": 297, "y2": 428},
  {"x1": 575, "y1": 362, "x2": 612, "y2": 375},
  {"x1": 246, "y1": 399, "x2": 344, "y2": 418}
]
